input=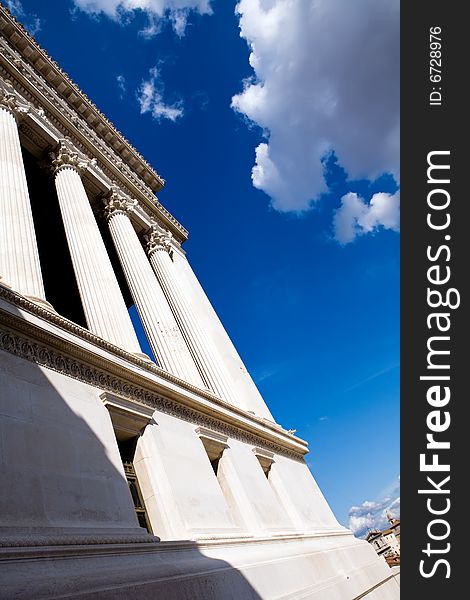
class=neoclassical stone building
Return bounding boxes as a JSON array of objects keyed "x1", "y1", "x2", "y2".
[{"x1": 0, "y1": 5, "x2": 399, "y2": 599}]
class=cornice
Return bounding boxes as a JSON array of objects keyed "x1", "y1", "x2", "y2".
[
  {"x1": 0, "y1": 530, "x2": 351, "y2": 558},
  {"x1": 0, "y1": 285, "x2": 309, "y2": 460},
  {"x1": 0, "y1": 4, "x2": 162, "y2": 188},
  {"x1": 0, "y1": 81, "x2": 177, "y2": 241},
  {"x1": 0, "y1": 5, "x2": 188, "y2": 243}
]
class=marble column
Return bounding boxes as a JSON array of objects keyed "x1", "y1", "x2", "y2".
[
  {"x1": 172, "y1": 250, "x2": 275, "y2": 421},
  {"x1": 104, "y1": 190, "x2": 205, "y2": 386},
  {"x1": 50, "y1": 140, "x2": 143, "y2": 356},
  {"x1": 146, "y1": 226, "x2": 239, "y2": 405},
  {"x1": 0, "y1": 88, "x2": 49, "y2": 308}
]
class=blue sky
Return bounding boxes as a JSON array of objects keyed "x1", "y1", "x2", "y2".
[{"x1": 8, "y1": 0, "x2": 399, "y2": 534}]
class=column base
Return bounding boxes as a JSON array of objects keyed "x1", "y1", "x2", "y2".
[
  {"x1": 0, "y1": 533, "x2": 399, "y2": 600},
  {"x1": 0, "y1": 282, "x2": 57, "y2": 314},
  {"x1": 0, "y1": 277, "x2": 12, "y2": 290},
  {"x1": 133, "y1": 351, "x2": 155, "y2": 364},
  {"x1": 24, "y1": 295, "x2": 57, "y2": 313}
]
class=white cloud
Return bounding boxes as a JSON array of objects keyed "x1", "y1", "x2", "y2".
[
  {"x1": 72, "y1": 0, "x2": 213, "y2": 36},
  {"x1": 348, "y1": 478, "x2": 400, "y2": 538},
  {"x1": 137, "y1": 66, "x2": 183, "y2": 121},
  {"x1": 232, "y1": 0, "x2": 399, "y2": 214},
  {"x1": 116, "y1": 74, "x2": 127, "y2": 97},
  {"x1": 27, "y1": 15, "x2": 42, "y2": 35},
  {"x1": 5, "y1": 0, "x2": 23, "y2": 16},
  {"x1": 333, "y1": 191, "x2": 400, "y2": 245},
  {"x1": 5, "y1": 0, "x2": 42, "y2": 35},
  {"x1": 254, "y1": 366, "x2": 278, "y2": 384}
]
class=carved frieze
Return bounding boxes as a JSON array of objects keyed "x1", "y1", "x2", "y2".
[{"x1": 0, "y1": 287, "x2": 305, "y2": 462}]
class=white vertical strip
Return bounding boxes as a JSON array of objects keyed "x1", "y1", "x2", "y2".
[
  {"x1": 174, "y1": 252, "x2": 275, "y2": 420},
  {"x1": 107, "y1": 210, "x2": 204, "y2": 385},
  {"x1": 0, "y1": 106, "x2": 47, "y2": 303},
  {"x1": 53, "y1": 166, "x2": 142, "y2": 354},
  {"x1": 149, "y1": 247, "x2": 239, "y2": 405}
]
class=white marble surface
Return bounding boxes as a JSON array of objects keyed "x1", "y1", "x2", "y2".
[
  {"x1": 53, "y1": 163, "x2": 142, "y2": 354},
  {"x1": 0, "y1": 106, "x2": 47, "y2": 305},
  {"x1": 173, "y1": 249, "x2": 275, "y2": 421},
  {"x1": 149, "y1": 239, "x2": 241, "y2": 405},
  {"x1": 107, "y1": 208, "x2": 204, "y2": 386}
]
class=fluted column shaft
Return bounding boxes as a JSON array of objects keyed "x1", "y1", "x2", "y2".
[
  {"x1": 0, "y1": 105, "x2": 47, "y2": 305},
  {"x1": 51, "y1": 144, "x2": 142, "y2": 354},
  {"x1": 105, "y1": 198, "x2": 204, "y2": 386},
  {"x1": 174, "y1": 251, "x2": 274, "y2": 421},
  {"x1": 147, "y1": 232, "x2": 238, "y2": 405}
]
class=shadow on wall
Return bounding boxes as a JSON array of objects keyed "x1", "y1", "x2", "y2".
[{"x1": 0, "y1": 303, "x2": 262, "y2": 599}]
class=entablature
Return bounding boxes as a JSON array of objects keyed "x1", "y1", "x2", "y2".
[
  {"x1": 1, "y1": 72, "x2": 178, "y2": 241},
  {"x1": 0, "y1": 284, "x2": 309, "y2": 461},
  {"x1": 0, "y1": 8, "x2": 188, "y2": 243}
]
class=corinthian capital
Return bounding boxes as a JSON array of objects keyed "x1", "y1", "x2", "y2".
[
  {"x1": 50, "y1": 139, "x2": 87, "y2": 175},
  {"x1": 0, "y1": 77, "x2": 30, "y2": 118},
  {"x1": 145, "y1": 224, "x2": 173, "y2": 257},
  {"x1": 103, "y1": 186, "x2": 137, "y2": 220}
]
